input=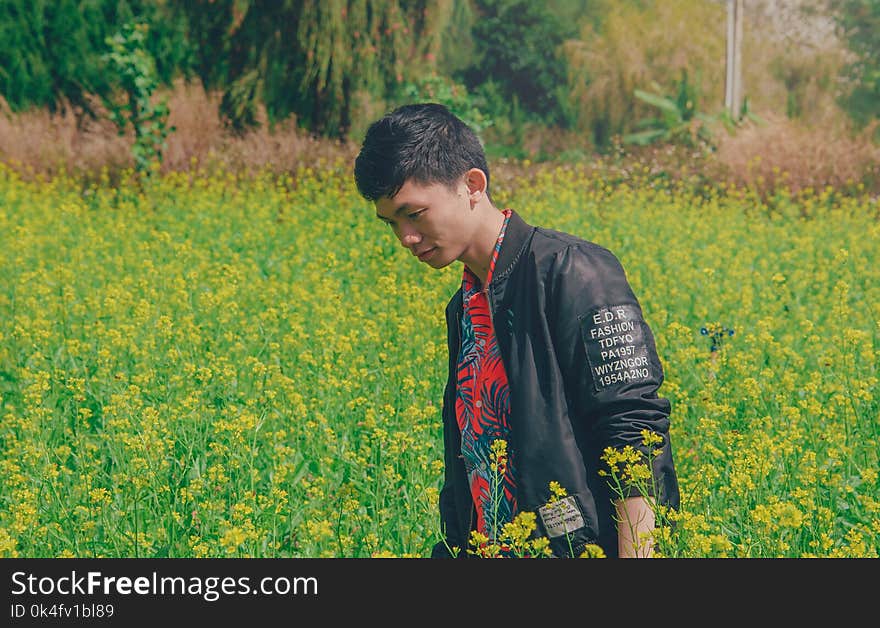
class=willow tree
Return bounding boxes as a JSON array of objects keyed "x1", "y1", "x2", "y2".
[
  {"x1": 206, "y1": 0, "x2": 471, "y2": 139},
  {"x1": 0, "y1": 0, "x2": 189, "y2": 118}
]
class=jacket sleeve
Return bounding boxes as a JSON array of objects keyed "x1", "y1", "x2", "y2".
[{"x1": 548, "y1": 243, "x2": 679, "y2": 504}]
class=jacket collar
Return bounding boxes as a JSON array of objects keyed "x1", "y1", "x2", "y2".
[{"x1": 490, "y1": 209, "x2": 535, "y2": 286}]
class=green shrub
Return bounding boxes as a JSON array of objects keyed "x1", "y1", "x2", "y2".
[{"x1": 101, "y1": 21, "x2": 174, "y2": 173}]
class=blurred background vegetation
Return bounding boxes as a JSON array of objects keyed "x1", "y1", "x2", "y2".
[{"x1": 0, "y1": 0, "x2": 878, "y2": 196}]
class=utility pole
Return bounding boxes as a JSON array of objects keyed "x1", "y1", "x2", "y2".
[{"x1": 725, "y1": 0, "x2": 744, "y2": 120}]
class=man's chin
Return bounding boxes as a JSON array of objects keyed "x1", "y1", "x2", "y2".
[
  {"x1": 429, "y1": 251, "x2": 459, "y2": 269},
  {"x1": 422, "y1": 248, "x2": 449, "y2": 268}
]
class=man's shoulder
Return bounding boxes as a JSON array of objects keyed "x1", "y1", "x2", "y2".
[{"x1": 529, "y1": 225, "x2": 620, "y2": 267}]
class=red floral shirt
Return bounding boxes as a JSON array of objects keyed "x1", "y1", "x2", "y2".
[{"x1": 455, "y1": 209, "x2": 517, "y2": 541}]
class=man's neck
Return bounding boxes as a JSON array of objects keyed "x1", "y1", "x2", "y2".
[{"x1": 462, "y1": 206, "x2": 506, "y2": 287}]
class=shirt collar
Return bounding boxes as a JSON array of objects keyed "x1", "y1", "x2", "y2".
[{"x1": 462, "y1": 209, "x2": 512, "y2": 293}]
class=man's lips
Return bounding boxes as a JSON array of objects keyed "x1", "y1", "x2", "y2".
[{"x1": 415, "y1": 247, "x2": 436, "y2": 261}]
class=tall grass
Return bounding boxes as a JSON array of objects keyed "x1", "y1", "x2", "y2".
[{"x1": 0, "y1": 161, "x2": 876, "y2": 557}]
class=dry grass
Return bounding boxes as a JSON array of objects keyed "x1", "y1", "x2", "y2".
[
  {"x1": 706, "y1": 110, "x2": 880, "y2": 197},
  {"x1": 0, "y1": 95, "x2": 130, "y2": 176},
  {"x1": 1, "y1": 77, "x2": 877, "y2": 201},
  {"x1": 0, "y1": 79, "x2": 357, "y2": 180},
  {"x1": 161, "y1": 79, "x2": 358, "y2": 174}
]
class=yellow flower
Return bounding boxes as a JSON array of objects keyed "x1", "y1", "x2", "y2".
[
  {"x1": 490, "y1": 439, "x2": 508, "y2": 474},
  {"x1": 578, "y1": 544, "x2": 606, "y2": 558},
  {"x1": 548, "y1": 481, "x2": 567, "y2": 501},
  {"x1": 89, "y1": 488, "x2": 112, "y2": 506}
]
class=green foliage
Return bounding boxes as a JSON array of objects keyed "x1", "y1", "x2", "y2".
[
  {"x1": 177, "y1": 0, "x2": 236, "y2": 91},
  {"x1": 101, "y1": 21, "x2": 174, "y2": 173},
  {"x1": 188, "y1": 0, "x2": 471, "y2": 139},
  {"x1": 0, "y1": 0, "x2": 111, "y2": 115},
  {"x1": 219, "y1": 69, "x2": 262, "y2": 136},
  {"x1": 828, "y1": 0, "x2": 880, "y2": 134},
  {"x1": 0, "y1": 0, "x2": 190, "y2": 117},
  {"x1": 715, "y1": 95, "x2": 766, "y2": 135},
  {"x1": 459, "y1": 0, "x2": 577, "y2": 127},
  {"x1": 470, "y1": 79, "x2": 530, "y2": 159},
  {"x1": 623, "y1": 69, "x2": 719, "y2": 150},
  {"x1": 394, "y1": 72, "x2": 492, "y2": 139}
]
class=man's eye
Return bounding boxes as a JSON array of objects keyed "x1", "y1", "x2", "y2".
[{"x1": 408, "y1": 209, "x2": 425, "y2": 220}]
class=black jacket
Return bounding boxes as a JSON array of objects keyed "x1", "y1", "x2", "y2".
[{"x1": 431, "y1": 209, "x2": 680, "y2": 558}]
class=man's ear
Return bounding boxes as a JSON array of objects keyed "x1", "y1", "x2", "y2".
[{"x1": 466, "y1": 168, "x2": 487, "y2": 201}]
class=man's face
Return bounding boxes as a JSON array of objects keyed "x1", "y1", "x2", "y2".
[{"x1": 374, "y1": 175, "x2": 478, "y2": 269}]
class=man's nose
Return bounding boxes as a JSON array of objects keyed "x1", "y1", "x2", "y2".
[{"x1": 397, "y1": 224, "x2": 422, "y2": 247}]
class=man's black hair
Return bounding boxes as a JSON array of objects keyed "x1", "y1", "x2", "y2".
[{"x1": 353, "y1": 102, "x2": 490, "y2": 203}]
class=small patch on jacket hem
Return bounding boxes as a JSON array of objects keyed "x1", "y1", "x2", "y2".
[{"x1": 537, "y1": 495, "x2": 586, "y2": 539}]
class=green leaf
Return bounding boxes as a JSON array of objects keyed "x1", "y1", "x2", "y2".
[
  {"x1": 622, "y1": 129, "x2": 668, "y2": 145},
  {"x1": 634, "y1": 116, "x2": 664, "y2": 130},
  {"x1": 634, "y1": 89, "x2": 682, "y2": 117}
]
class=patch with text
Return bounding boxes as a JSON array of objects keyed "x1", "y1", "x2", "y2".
[
  {"x1": 579, "y1": 303, "x2": 653, "y2": 391},
  {"x1": 537, "y1": 495, "x2": 586, "y2": 539}
]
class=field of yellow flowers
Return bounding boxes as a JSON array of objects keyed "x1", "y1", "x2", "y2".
[{"x1": 0, "y1": 159, "x2": 877, "y2": 558}]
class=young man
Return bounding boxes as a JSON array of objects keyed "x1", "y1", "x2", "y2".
[{"x1": 353, "y1": 103, "x2": 679, "y2": 558}]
